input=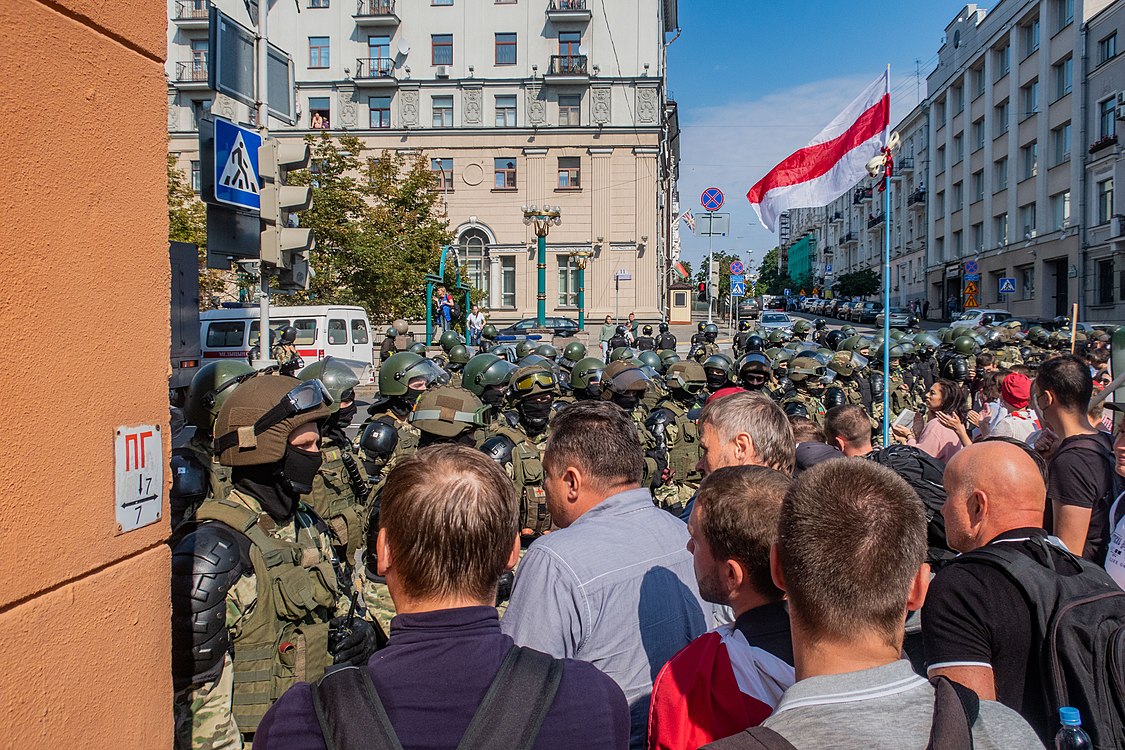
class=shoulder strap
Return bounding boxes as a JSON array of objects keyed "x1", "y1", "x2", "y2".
[
  {"x1": 726, "y1": 726, "x2": 799, "y2": 750},
  {"x1": 311, "y1": 665, "x2": 405, "y2": 750},
  {"x1": 456, "y1": 646, "x2": 564, "y2": 750},
  {"x1": 927, "y1": 676, "x2": 978, "y2": 750},
  {"x1": 193, "y1": 498, "x2": 259, "y2": 534}
]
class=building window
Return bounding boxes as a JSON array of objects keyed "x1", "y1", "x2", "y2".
[
  {"x1": 309, "y1": 0, "x2": 328, "y2": 7},
  {"x1": 1050, "y1": 190, "x2": 1071, "y2": 230},
  {"x1": 495, "y1": 94, "x2": 516, "y2": 127},
  {"x1": 1020, "y1": 264, "x2": 1035, "y2": 299},
  {"x1": 971, "y1": 170, "x2": 984, "y2": 202},
  {"x1": 971, "y1": 223, "x2": 983, "y2": 252},
  {"x1": 1055, "y1": 0, "x2": 1073, "y2": 30},
  {"x1": 953, "y1": 84, "x2": 965, "y2": 114},
  {"x1": 1019, "y1": 202, "x2": 1037, "y2": 238},
  {"x1": 368, "y1": 34, "x2": 390, "y2": 60},
  {"x1": 190, "y1": 161, "x2": 201, "y2": 193},
  {"x1": 936, "y1": 98, "x2": 947, "y2": 125},
  {"x1": 495, "y1": 32, "x2": 517, "y2": 65},
  {"x1": 499, "y1": 256, "x2": 516, "y2": 307},
  {"x1": 1100, "y1": 98, "x2": 1116, "y2": 139},
  {"x1": 432, "y1": 95, "x2": 453, "y2": 127},
  {"x1": 936, "y1": 191, "x2": 945, "y2": 215},
  {"x1": 557, "y1": 156, "x2": 581, "y2": 189},
  {"x1": 191, "y1": 98, "x2": 211, "y2": 129},
  {"x1": 190, "y1": 38, "x2": 208, "y2": 72},
  {"x1": 559, "y1": 94, "x2": 581, "y2": 126},
  {"x1": 559, "y1": 30, "x2": 581, "y2": 57},
  {"x1": 1020, "y1": 142, "x2": 1037, "y2": 180},
  {"x1": 994, "y1": 100, "x2": 1009, "y2": 136},
  {"x1": 1098, "y1": 178, "x2": 1114, "y2": 224},
  {"x1": 1097, "y1": 259, "x2": 1114, "y2": 305},
  {"x1": 1051, "y1": 123, "x2": 1070, "y2": 165},
  {"x1": 995, "y1": 43, "x2": 1011, "y2": 77},
  {"x1": 935, "y1": 146, "x2": 945, "y2": 173},
  {"x1": 994, "y1": 156, "x2": 1008, "y2": 190},
  {"x1": 1052, "y1": 57, "x2": 1072, "y2": 99},
  {"x1": 953, "y1": 230, "x2": 963, "y2": 256},
  {"x1": 308, "y1": 96, "x2": 330, "y2": 129},
  {"x1": 972, "y1": 119, "x2": 984, "y2": 151},
  {"x1": 1021, "y1": 80, "x2": 1038, "y2": 116},
  {"x1": 558, "y1": 256, "x2": 580, "y2": 307},
  {"x1": 309, "y1": 36, "x2": 330, "y2": 68},
  {"x1": 433, "y1": 0, "x2": 453, "y2": 5},
  {"x1": 459, "y1": 229, "x2": 489, "y2": 297},
  {"x1": 366, "y1": 157, "x2": 380, "y2": 185},
  {"x1": 369, "y1": 95, "x2": 391, "y2": 128},
  {"x1": 1022, "y1": 17, "x2": 1039, "y2": 56},
  {"x1": 494, "y1": 157, "x2": 516, "y2": 189},
  {"x1": 973, "y1": 66, "x2": 986, "y2": 98},
  {"x1": 953, "y1": 133, "x2": 964, "y2": 163},
  {"x1": 1099, "y1": 33, "x2": 1117, "y2": 65},
  {"x1": 994, "y1": 213, "x2": 1009, "y2": 246},
  {"x1": 952, "y1": 181, "x2": 963, "y2": 208},
  {"x1": 432, "y1": 34, "x2": 453, "y2": 66},
  {"x1": 430, "y1": 158, "x2": 453, "y2": 191}
]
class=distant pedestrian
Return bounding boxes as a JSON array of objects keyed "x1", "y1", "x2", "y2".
[
  {"x1": 922, "y1": 299, "x2": 930, "y2": 319},
  {"x1": 435, "y1": 286, "x2": 453, "y2": 334},
  {"x1": 466, "y1": 305, "x2": 486, "y2": 347},
  {"x1": 600, "y1": 315, "x2": 616, "y2": 360}
]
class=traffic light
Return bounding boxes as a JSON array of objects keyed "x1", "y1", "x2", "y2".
[
  {"x1": 259, "y1": 138, "x2": 314, "y2": 287},
  {"x1": 698, "y1": 281, "x2": 708, "y2": 301}
]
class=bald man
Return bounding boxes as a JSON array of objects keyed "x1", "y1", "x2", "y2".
[{"x1": 921, "y1": 441, "x2": 1094, "y2": 743}]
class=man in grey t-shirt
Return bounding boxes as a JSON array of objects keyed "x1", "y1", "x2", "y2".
[{"x1": 705, "y1": 460, "x2": 1041, "y2": 750}]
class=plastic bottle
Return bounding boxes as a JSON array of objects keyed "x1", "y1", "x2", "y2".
[{"x1": 1054, "y1": 707, "x2": 1092, "y2": 750}]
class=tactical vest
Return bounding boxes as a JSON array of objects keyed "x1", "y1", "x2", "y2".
[
  {"x1": 489, "y1": 423, "x2": 550, "y2": 534},
  {"x1": 194, "y1": 495, "x2": 339, "y2": 733},
  {"x1": 660, "y1": 400, "x2": 702, "y2": 484},
  {"x1": 305, "y1": 440, "x2": 368, "y2": 559}
]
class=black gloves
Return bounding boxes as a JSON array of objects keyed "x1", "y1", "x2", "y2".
[{"x1": 329, "y1": 617, "x2": 385, "y2": 666}]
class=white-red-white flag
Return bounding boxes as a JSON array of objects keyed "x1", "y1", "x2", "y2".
[{"x1": 747, "y1": 71, "x2": 890, "y2": 232}]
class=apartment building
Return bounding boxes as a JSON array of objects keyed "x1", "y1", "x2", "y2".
[{"x1": 167, "y1": 0, "x2": 680, "y2": 323}]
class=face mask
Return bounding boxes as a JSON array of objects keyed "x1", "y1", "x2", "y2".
[
  {"x1": 481, "y1": 386, "x2": 506, "y2": 408},
  {"x1": 519, "y1": 399, "x2": 553, "y2": 428},
  {"x1": 612, "y1": 392, "x2": 640, "y2": 413},
  {"x1": 401, "y1": 388, "x2": 423, "y2": 408},
  {"x1": 280, "y1": 444, "x2": 323, "y2": 497},
  {"x1": 706, "y1": 371, "x2": 727, "y2": 389},
  {"x1": 583, "y1": 383, "x2": 602, "y2": 400},
  {"x1": 334, "y1": 402, "x2": 358, "y2": 428}
]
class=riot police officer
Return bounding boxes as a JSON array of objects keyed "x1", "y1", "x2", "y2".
[
  {"x1": 272, "y1": 325, "x2": 304, "y2": 376},
  {"x1": 635, "y1": 324, "x2": 657, "y2": 351},
  {"x1": 691, "y1": 323, "x2": 720, "y2": 361},
  {"x1": 478, "y1": 323, "x2": 498, "y2": 353},
  {"x1": 655, "y1": 321, "x2": 677, "y2": 351},
  {"x1": 783, "y1": 356, "x2": 828, "y2": 428},
  {"x1": 736, "y1": 352, "x2": 770, "y2": 392},
  {"x1": 607, "y1": 325, "x2": 631, "y2": 358},
  {"x1": 365, "y1": 351, "x2": 447, "y2": 431},
  {"x1": 647, "y1": 360, "x2": 707, "y2": 515},
  {"x1": 445, "y1": 344, "x2": 471, "y2": 387},
  {"x1": 702, "y1": 353, "x2": 735, "y2": 395},
  {"x1": 461, "y1": 353, "x2": 517, "y2": 419},
  {"x1": 410, "y1": 385, "x2": 489, "y2": 447},
  {"x1": 171, "y1": 375, "x2": 381, "y2": 749},
  {"x1": 567, "y1": 357, "x2": 605, "y2": 402}
]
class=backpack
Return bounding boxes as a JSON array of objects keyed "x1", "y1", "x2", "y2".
[
  {"x1": 867, "y1": 445, "x2": 954, "y2": 564},
  {"x1": 950, "y1": 537, "x2": 1125, "y2": 749},
  {"x1": 713, "y1": 676, "x2": 978, "y2": 750},
  {"x1": 311, "y1": 645, "x2": 563, "y2": 750}
]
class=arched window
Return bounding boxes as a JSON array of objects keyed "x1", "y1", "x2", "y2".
[{"x1": 459, "y1": 227, "x2": 490, "y2": 297}]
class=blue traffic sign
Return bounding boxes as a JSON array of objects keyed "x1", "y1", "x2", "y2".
[
  {"x1": 730, "y1": 274, "x2": 745, "y2": 285},
  {"x1": 998, "y1": 277, "x2": 1017, "y2": 295},
  {"x1": 730, "y1": 260, "x2": 745, "y2": 275},
  {"x1": 783, "y1": 288, "x2": 792, "y2": 297},
  {"x1": 731, "y1": 281, "x2": 747, "y2": 297},
  {"x1": 825, "y1": 264, "x2": 833, "y2": 274},
  {"x1": 963, "y1": 260, "x2": 979, "y2": 274},
  {"x1": 214, "y1": 117, "x2": 261, "y2": 211},
  {"x1": 701, "y1": 187, "x2": 725, "y2": 212},
  {"x1": 964, "y1": 273, "x2": 980, "y2": 282}
]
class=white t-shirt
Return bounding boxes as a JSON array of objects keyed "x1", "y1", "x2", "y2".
[
  {"x1": 1105, "y1": 490, "x2": 1125, "y2": 589},
  {"x1": 466, "y1": 312, "x2": 485, "y2": 331}
]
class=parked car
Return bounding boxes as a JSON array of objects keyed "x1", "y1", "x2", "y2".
[
  {"x1": 953, "y1": 308, "x2": 1012, "y2": 327},
  {"x1": 875, "y1": 307, "x2": 915, "y2": 328},
  {"x1": 852, "y1": 301, "x2": 883, "y2": 324},
  {"x1": 835, "y1": 301, "x2": 856, "y2": 320},
  {"x1": 765, "y1": 296, "x2": 788, "y2": 311},
  {"x1": 759, "y1": 311, "x2": 793, "y2": 331},
  {"x1": 498, "y1": 316, "x2": 579, "y2": 338},
  {"x1": 801, "y1": 297, "x2": 821, "y2": 313}
]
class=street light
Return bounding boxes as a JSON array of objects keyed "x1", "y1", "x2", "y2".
[
  {"x1": 569, "y1": 249, "x2": 593, "y2": 330},
  {"x1": 522, "y1": 204, "x2": 562, "y2": 327}
]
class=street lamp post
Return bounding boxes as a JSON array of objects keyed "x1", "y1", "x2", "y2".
[
  {"x1": 569, "y1": 249, "x2": 593, "y2": 330},
  {"x1": 522, "y1": 204, "x2": 562, "y2": 327}
]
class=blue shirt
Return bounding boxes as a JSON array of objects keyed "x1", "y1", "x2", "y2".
[
  {"x1": 256, "y1": 607, "x2": 629, "y2": 750},
  {"x1": 501, "y1": 488, "x2": 710, "y2": 750}
]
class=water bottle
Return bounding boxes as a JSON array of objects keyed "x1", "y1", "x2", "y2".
[{"x1": 1054, "y1": 707, "x2": 1092, "y2": 750}]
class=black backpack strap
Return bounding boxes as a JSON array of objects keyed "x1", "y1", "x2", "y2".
[
  {"x1": 311, "y1": 665, "x2": 405, "y2": 750},
  {"x1": 709, "y1": 726, "x2": 798, "y2": 750},
  {"x1": 456, "y1": 646, "x2": 564, "y2": 750},
  {"x1": 927, "y1": 676, "x2": 979, "y2": 750}
]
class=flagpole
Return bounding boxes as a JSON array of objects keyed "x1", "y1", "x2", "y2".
[{"x1": 882, "y1": 63, "x2": 892, "y2": 447}]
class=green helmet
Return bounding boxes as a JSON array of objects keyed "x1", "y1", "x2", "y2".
[
  {"x1": 704, "y1": 323, "x2": 719, "y2": 335},
  {"x1": 481, "y1": 324, "x2": 498, "y2": 340},
  {"x1": 509, "y1": 364, "x2": 559, "y2": 400},
  {"x1": 448, "y1": 344, "x2": 472, "y2": 366},
  {"x1": 828, "y1": 351, "x2": 856, "y2": 378},
  {"x1": 665, "y1": 361, "x2": 707, "y2": 394},
  {"x1": 609, "y1": 346, "x2": 636, "y2": 362},
  {"x1": 489, "y1": 344, "x2": 513, "y2": 361},
  {"x1": 379, "y1": 351, "x2": 448, "y2": 396},
  {"x1": 767, "y1": 330, "x2": 786, "y2": 344},
  {"x1": 953, "y1": 335, "x2": 978, "y2": 356},
  {"x1": 534, "y1": 344, "x2": 558, "y2": 359},
  {"x1": 563, "y1": 342, "x2": 587, "y2": 364},
  {"x1": 515, "y1": 341, "x2": 534, "y2": 358},
  {"x1": 384, "y1": 327, "x2": 397, "y2": 338},
  {"x1": 702, "y1": 354, "x2": 733, "y2": 378},
  {"x1": 940, "y1": 329, "x2": 956, "y2": 345},
  {"x1": 788, "y1": 356, "x2": 826, "y2": 383},
  {"x1": 840, "y1": 325, "x2": 857, "y2": 337},
  {"x1": 410, "y1": 385, "x2": 487, "y2": 438},
  {"x1": 298, "y1": 356, "x2": 360, "y2": 413},
  {"x1": 793, "y1": 320, "x2": 812, "y2": 335},
  {"x1": 637, "y1": 350, "x2": 663, "y2": 373},
  {"x1": 774, "y1": 349, "x2": 796, "y2": 364},
  {"x1": 438, "y1": 330, "x2": 461, "y2": 353},
  {"x1": 1028, "y1": 327, "x2": 1048, "y2": 345},
  {"x1": 462, "y1": 354, "x2": 517, "y2": 396},
  {"x1": 184, "y1": 360, "x2": 256, "y2": 431},
  {"x1": 214, "y1": 375, "x2": 333, "y2": 467},
  {"x1": 658, "y1": 349, "x2": 681, "y2": 369},
  {"x1": 408, "y1": 342, "x2": 428, "y2": 355},
  {"x1": 570, "y1": 357, "x2": 606, "y2": 391},
  {"x1": 600, "y1": 361, "x2": 650, "y2": 398},
  {"x1": 889, "y1": 328, "x2": 907, "y2": 341}
]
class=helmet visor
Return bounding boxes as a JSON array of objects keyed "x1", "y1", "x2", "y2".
[
  {"x1": 607, "y1": 368, "x2": 650, "y2": 394},
  {"x1": 404, "y1": 359, "x2": 450, "y2": 389}
]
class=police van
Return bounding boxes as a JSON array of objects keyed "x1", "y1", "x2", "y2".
[{"x1": 200, "y1": 304, "x2": 375, "y2": 382}]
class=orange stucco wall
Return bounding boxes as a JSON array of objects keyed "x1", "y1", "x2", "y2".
[{"x1": 0, "y1": 0, "x2": 172, "y2": 745}]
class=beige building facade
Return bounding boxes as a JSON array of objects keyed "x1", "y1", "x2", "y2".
[{"x1": 168, "y1": 0, "x2": 680, "y2": 324}]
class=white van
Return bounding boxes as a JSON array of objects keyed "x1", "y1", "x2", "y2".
[{"x1": 200, "y1": 304, "x2": 375, "y2": 382}]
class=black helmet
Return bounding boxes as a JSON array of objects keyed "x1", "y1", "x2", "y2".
[
  {"x1": 782, "y1": 400, "x2": 809, "y2": 419},
  {"x1": 360, "y1": 420, "x2": 399, "y2": 465},
  {"x1": 697, "y1": 322, "x2": 706, "y2": 333},
  {"x1": 943, "y1": 355, "x2": 970, "y2": 382},
  {"x1": 746, "y1": 335, "x2": 764, "y2": 353},
  {"x1": 814, "y1": 318, "x2": 827, "y2": 329},
  {"x1": 642, "y1": 324, "x2": 653, "y2": 335},
  {"x1": 824, "y1": 330, "x2": 844, "y2": 350},
  {"x1": 659, "y1": 322, "x2": 669, "y2": 333},
  {"x1": 616, "y1": 325, "x2": 627, "y2": 336},
  {"x1": 704, "y1": 323, "x2": 719, "y2": 341},
  {"x1": 279, "y1": 325, "x2": 297, "y2": 345}
]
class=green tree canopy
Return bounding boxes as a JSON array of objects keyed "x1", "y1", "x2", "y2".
[
  {"x1": 832, "y1": 268, "x2": 881, "y2": 298},
  {"x1": 167, "y1": 154, "x2": 236, "y2": 308}
]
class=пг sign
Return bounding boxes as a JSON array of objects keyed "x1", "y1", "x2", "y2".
[{"x1": 115, "y1": 425, "x2": 163, "y2": 533}]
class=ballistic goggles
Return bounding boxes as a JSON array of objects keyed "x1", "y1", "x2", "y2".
[
  {"x1": 214, "y1": 379, "x2": 332, "y2": 454},
  {"x1": 511, "y1": 370, "x2": 558, "y2": 395}
]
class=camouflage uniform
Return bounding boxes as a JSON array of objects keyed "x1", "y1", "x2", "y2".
[
  {"x1": 783, "y1": 390, "x2": 827, "y2": 427},
  {"x1": 649, "y1": 397, "x2": 702, "y2": 515},
  {"x1": 483, "y1": 415, "x2": 551, "y2": 536},
  {"x1": 271, "y1": 343, "x2": 302, "y2": 376}
]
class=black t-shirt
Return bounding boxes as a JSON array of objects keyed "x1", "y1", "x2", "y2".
[
  {"x1": 922, "y1": 528, "x2": 1084, "y2": 742},
  {"x1": 1045, "y1": 431, "x2": 1116, "y2": 563}
]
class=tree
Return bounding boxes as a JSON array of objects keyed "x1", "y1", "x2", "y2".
[
  {"x1": 286, "y1": 134, "x2": 454, "y2": 322},
  {"x1": 167, "y1": 154, "x2": 237, "y2": 309},
  {"x1": 832, "y1": 268, "x2": 881, "y2": 298},
  {"x1": 755, "y1": 246, "x2": 795, "y2": 296}
]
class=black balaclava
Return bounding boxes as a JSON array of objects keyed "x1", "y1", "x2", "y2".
[
  {"x1": 481, "y1": 385, "x2": 506, "y2": 409},
  {"x1": 232, "y1": 444, "x2": 323, "y2": 522},
  {"x1": 519, "y1": 397, "x2": 552, "y2": 434},
  {"x1": 705, "y1": 369, "x2": 728, "y2": 390},
  {"x1": 611, "y1": 391, "x2": 640, "y2": 413},
  {"x1": 322, "y1": 405, "x2": 356, "y2": 445}
]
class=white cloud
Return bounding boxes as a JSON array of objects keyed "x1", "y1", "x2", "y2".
[{"x1": 677, "y1": 73, "x2": 921, "y2": 273}]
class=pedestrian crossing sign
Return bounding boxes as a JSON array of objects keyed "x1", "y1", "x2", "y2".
[{"x1": 213, "y1": 117, "x2": 261, "y2": 212}]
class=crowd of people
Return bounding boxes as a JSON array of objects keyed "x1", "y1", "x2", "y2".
[{"x1": 167, "y1": 312, "x2": 1125, "y2": 749}]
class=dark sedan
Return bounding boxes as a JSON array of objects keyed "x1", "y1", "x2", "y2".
[{"x1": 497, "y1": 316, "x2": 580, "y2": 338}]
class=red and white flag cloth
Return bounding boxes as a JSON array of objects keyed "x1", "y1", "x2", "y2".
[
  {"x1": 646, "y1": 622, "x2": 795, "y2": 750},
  {"x1": 680, "y1": 209, "x2": 696, "y2": 232},
  {"x1": 747, "y1": 71, "x2": 890, "y2": 232}
]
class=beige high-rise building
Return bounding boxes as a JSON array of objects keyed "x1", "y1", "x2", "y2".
[{"x1": 167, "y1": 0, "x2": 680, "y2": 324}]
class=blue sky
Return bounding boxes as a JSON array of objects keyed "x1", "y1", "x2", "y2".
[{"x1": 667, "y1": 0, "x2": 972, "y2": 274}]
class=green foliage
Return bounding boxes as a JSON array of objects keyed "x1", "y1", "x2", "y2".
[
  {"x1": 285, "y1": 134, "x2": 453, "y2": 322},
  {"x1": 692, "y1": 250, "x2": 742, "y2": 298},
  {"x1": 832, "y1": 268, "x2": 881, "y2": 298},
  {"x1": 167, "y1": 154, "x2": 235, "y2": 309},
  {"x1": 755, "y1": 246, "x2": 795, "y2": 296}
]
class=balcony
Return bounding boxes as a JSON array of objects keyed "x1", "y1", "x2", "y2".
[
  {"x1": 1089, "y1": 134, "x2": 1118, "y2": 155},
  {"x1": 898, "y1": 156, "x2": 914, "y2": 172},
  {"x1": 354, "y1": 0, "x2": 399, "y2": 26},
  {"x1": 546, "y1": 0, "x2": 592, "y2": 23},
  {"x1": 174, "y1": 59, "x2": 210, "y2": 89},
  {"x1": 867, "y1": 213, "x2": 885, "y2": 229},
  {"x1": 354, "y1": 57, "x2": 397, "y2": 86},
  {"x1": 852, "y1": 187, "x2": 873, "y2": 205},
  {"x1": 545, "y1": 54, "x2": 589, "y2": 84},
  {"x1": 841, "y1": 232, "x2": 857, "y2": 245},
  {"x1": 173, "y1": 1, "x2": 210, "y2": 28},
  {"x1": 907, "y1": 189, "x2": 926, "y2": 208},
  {"x1": 829, "y1": 211, "x2": 843, "y2": 224}
]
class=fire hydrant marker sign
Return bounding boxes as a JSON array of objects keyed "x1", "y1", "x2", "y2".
[{"x1": 115, "y1": 425, "x2": 162, "y2": 533}]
